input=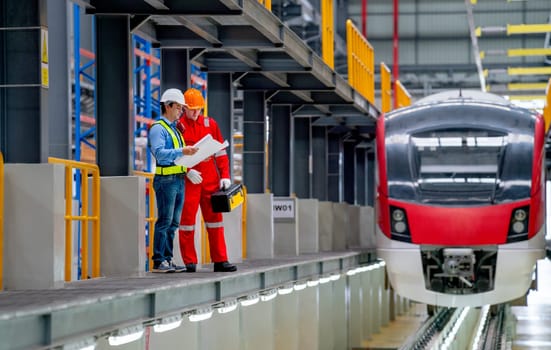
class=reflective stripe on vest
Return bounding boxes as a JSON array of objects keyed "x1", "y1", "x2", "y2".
[
  {"x1": 154, "y1": 119, "x2": 187, "y2": 174},
  {"x1": 155, "y1": 165, "x2": 186, "y2": 175}
]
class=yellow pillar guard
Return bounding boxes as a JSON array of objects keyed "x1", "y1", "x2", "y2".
[{"x1": 48, "y1": 157, "x2": 100, "y2": 281}]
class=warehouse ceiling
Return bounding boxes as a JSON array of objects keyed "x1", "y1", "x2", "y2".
[{"x1": 345, "y1": 0, "x2": 551, "y2": 102}]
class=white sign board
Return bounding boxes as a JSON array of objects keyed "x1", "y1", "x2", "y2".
[{"x1": 273, "y1": 199, "x2": 295, "y2": 219}]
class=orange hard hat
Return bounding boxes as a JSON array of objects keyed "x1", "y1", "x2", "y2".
[{"x1": 183, "y1": 88, "x2": 205, "y2": 110}]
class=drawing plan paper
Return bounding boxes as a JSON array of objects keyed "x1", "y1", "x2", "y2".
[{"x1": 174, "y1": 134, "x2": 229, "y2": 168}]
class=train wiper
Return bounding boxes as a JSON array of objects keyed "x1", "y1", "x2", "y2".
[{"x1": 489, "y1": 147, "x2": 506, "y2": 204}]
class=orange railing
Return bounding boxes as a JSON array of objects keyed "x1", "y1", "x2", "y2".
[
  {"x1": 258, "y1": 0, "x2": 271, "y2": 10},
  {"x1": 48, "y1": 157, "x2": 100, "y2": 281},
  {"x1": 346, "y1": 19, "x2": 375, "y2": 104},
  {"x1": 321, "y1": 0, "x2": 334, "y2": 69},
  {"x1": 395, "y1": 80, "x2": 412, "y2": 109},
  {"x1": 544, "y1": 78, "x2": 551, "y2": 132},
  {"x1": 134, "y1": 171, "x2": 157, "y2": 271},
  {"x1": 380, "y1": 62, "x2": 392, "y2": 113}
]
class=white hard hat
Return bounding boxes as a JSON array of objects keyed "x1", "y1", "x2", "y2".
[{"x1": 160, "y1": 88, "x2": 185, "y2": 105}]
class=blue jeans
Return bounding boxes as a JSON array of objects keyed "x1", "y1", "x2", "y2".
[{"x1": 153, "y1": 174, "x2": 185, "y2": 267}]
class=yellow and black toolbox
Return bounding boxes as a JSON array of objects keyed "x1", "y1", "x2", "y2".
[{"x1": 211, "y1": 183, "x2": 245, "y2": 212}]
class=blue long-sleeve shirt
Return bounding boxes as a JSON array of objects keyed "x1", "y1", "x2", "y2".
[{"x1": 148, "y1": 116, "x2": 184, "y2": 166}]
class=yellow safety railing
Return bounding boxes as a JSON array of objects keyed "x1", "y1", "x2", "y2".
[
  {"x1": 241, "y1": 185, "x2": 247, "y2": 259},
  {"x1": 48, "y1": 157, "x2": 100, "y2": 281},
  {"x1": 544, "y1": 78, "x2": 551, "y2": 132},
  {"x1": 346, "y1": 19, "x2": 375, "y2": 104},
  {"x1": 134, "y1": 171, "x2": 156, "y2": 271},
  {"x1": 0, "y1": 152, "x2": 3, "y2": 290},
  {"x1": 380, "y1": 62, "x2": 392, "y2": 113},
  {"x1": 258, "y1": 0, "x2": 271, "y2": 10},
  {"x1": 321, "y1": 0, "x2": 334, "y2": 69},
  {"x1": 395, "y1": 80, "x2": 412, "y2": 109}
]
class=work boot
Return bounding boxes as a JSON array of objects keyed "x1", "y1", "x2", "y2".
[
  {"x1": 213, "y1": 261, "x2": 237, "y2": 272},
  {"x1": 185, "y1": 263, "x2": 197, "y2": 272}
]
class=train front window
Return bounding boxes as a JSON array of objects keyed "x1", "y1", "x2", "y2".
[
  {"x1": 413, "y1": 131, "x2": 506, "y2": 197},
  {"x1": 385, "y1": 127, "x2": 533, "y2": 205}
]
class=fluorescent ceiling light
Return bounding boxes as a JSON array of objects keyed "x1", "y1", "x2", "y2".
[
  {"x1": 108, "y1": 325, "x2": 144, "y2": 346},
  {"x1": 188, "y1": 308, "x2": 213, "y2": 322},
  {"x1": 153, "y1": 314, "x2": 183, "y2": 333},
  {"x1": 215, "y1": 300, "x2": 238, "y2": 314},
  {"x1": 260, "y1": 289, "x2": 278, "y2": 302},
  {"x1": 319, "y1": 276, "x2": 332, "y2": 284},
  {"x1": 278, "y1": 285, "x2": 294, "y2": 295},
  {"x1": 62, "y1": 337, "x2": 96, "y2": 350},
  {"x1": 294, "y1": 281, "x2": 307, "y2": 291},
  {"x1": 239, "y1": 294, "x2": 260, "y2": 307},
  {"x1": 306, "y1": 279, "x2": 319, "y2": 287},
  {"x1": 329, "y1": 274, "x2": 341, "y2": 281}
]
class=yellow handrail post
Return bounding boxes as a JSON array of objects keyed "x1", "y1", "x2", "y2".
[
  {"x1": 133, "y1": 171, "x2": 156, "y2": 271},
  {"x1": 81, "y1": 168, "x2": 89, "y2": 279},
  {"x1": 64, "y1": 166, "x2": 73, "y2": 281},
  {"x1": 92, "y1": 169, "x2": 100, "y2": 277},
  {"x1": 241, "y1": 185, "x2": 247, "y2": 260}
]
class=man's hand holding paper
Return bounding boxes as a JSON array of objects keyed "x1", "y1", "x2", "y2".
[{"x1": 174, "y1": 134, "x2": 229, "y2": 168}]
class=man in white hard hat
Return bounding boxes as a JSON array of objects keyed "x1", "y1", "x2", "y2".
[{"x1": 148, "y1": 88, "x2": 198, "y2": 273}]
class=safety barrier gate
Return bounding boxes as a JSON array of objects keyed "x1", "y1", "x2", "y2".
[
  {"x1": 346, "y1": 19, "x2": 375, "y2": 104},
  {"x1": 134, "y1": 171, "x2": 156, "y2": 271},
  {"x1": 48, "y1": 157, "x2": 101, "y2": 281},
  {"x1": 0, "y1": 152, "x2": 3, "y2": 290}
]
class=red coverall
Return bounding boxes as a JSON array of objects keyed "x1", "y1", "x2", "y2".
[{"x1": 177, "y1": 113, "x2": 230, "y2": 264}]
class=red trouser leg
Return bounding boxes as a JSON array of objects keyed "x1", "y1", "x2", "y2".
[
  {"x1": 179, "y1": 180, "x2": 201, "y2": 264},
  {"x1": 200, "y1": 191, "x2": 229, "y2": 263}
]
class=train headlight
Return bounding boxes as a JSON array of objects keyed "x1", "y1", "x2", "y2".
[
  {"x1": 507, "y1": 205, "x2": 529, "y2": 243},
  {"x1": 514, "y1": 209, "x2": 527, "y2": 221},
  {"x1": 512, "y1": 221, "x2": 525, "y2": 234},
  {"x1": 394, "y1": 221, "x2": 407, "y2": 233},
  {"x1": 389, "y1": 206, "x2": 411, "y2": 242},
  {"x1": 392, "y1": 209, "x2": 405, "y2": 221}
]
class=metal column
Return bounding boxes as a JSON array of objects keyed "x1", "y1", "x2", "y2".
[
  {"x1": 355, "y1": 147, "x2": 366, "y2": 205},
  {"x1": 343, "y1": 140, "x2": 356, "y2": 204},
  {"x1": 270, "y1": 105, "x2": 292, "y2": 196},
  {"x1": 311, "y1": 125, "x2": 327, "y2": 200},
  {"x1": 327, "y1": 132, "x2": 342, "y2": 202},
  {"x1": 207, "y1": 73, "x2": 233, "y2": 171},
  {"x1": 160, "y1": 49, "x2": 190, "y2": 92},
  {"x1": 293, "y1": 117, "x2": 311, "y2": 198},
  {"x1": 242, "y1": 91, "x2": 266, "y2": 193},
  {"x1": 0, "y1": 0, "x2": 70, "y2": 162},
  {"x1": 95, "y1": 15, "x2": 133, "y2": 175}
]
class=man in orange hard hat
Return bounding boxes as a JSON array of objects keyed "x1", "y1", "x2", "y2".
[{"x1": 177, "y1": 88, "x2": 237, "y2": 273}]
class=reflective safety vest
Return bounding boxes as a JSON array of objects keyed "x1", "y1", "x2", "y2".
[{"x1": 153, "y1": 119, "x2": 187, "y2": 175}]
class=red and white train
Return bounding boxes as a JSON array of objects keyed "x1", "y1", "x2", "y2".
[{"x1": 375, "y1": 90, "x2": 546, "y2": 307}]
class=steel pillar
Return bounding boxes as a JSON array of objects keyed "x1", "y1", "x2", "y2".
[
  {"x1": 242, "y1": 91, "x2": 266, "y2": 193},
  {"x1": 95, "y1": 15, "x2": 133, "y2": 175},
  {"x1": 270, "y1": 105, "x2": 292, "y2": 196}
]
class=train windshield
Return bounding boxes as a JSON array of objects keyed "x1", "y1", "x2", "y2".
[{"x1": 385, "y1": 107, "x2": 534, "y2": 205}]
